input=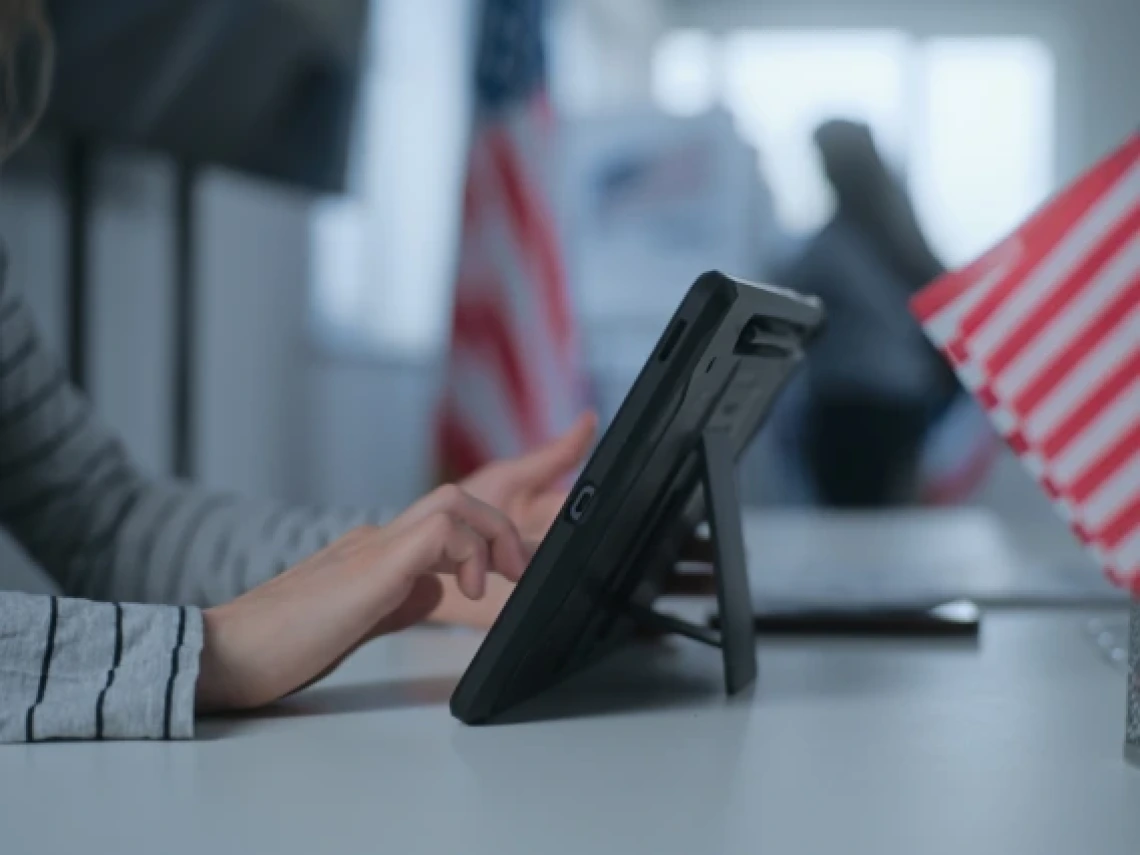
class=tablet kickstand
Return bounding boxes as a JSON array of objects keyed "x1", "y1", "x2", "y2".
[{"x1": 629, "y1": 428, "x2": 759, "y2": 695}]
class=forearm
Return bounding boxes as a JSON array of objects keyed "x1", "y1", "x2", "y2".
[
  {"x1": 0, "y1": 590, "x2": 202, "y2": 742},
  {"x1": 7, "y1": 439, "x2": 382, "y2": 608},
  {"x1": 64, "y1": 480, "x2": 382, "y2": 607},
  {"x1": 0, "y1": 269, "x2": 384, "y2": 606}
]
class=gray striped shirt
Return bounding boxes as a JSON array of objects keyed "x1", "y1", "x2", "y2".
[{"x1": 0, "y1": 254, "x2": 380, "y2": 741}]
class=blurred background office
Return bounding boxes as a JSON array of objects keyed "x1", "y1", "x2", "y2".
[{"x1": 2, "y1": 0, "x2": 1136, "y2": 593}]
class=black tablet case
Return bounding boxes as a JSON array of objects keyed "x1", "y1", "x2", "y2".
[{"x1": 450, "y1": 272, "x2": 825, "y2": 724}]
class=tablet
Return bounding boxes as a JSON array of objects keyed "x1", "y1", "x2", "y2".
[{"x1": 450, "y1": 271, "x2": 825, "y2": 724}]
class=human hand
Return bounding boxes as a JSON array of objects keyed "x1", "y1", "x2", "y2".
[
  {"x1": 428, "y1": 413, "x2": 719, "y2": 631},
  {"x1": 428, "y1": 525, "x2": 718, "y2": 634},
  {"x1": 427, "y1": 412, "x2": 596, "y2": 630},
  {"x1": 195, "y1": 485, "x2": 528, "y2": 713},
  {"x1": 460, "y1": 411, "x2": 597, "y2": 543}
]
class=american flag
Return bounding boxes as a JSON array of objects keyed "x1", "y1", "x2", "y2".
[
  {"x1": 913, "y1": 132, "x2": 1140, "y2": 592},
  {"x1": 434, "y1": 0, "x2": 584, "y2": 480}
]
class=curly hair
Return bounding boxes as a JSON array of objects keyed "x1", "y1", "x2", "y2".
[{"x1": 0, "y1": 0, "x2": 52, "y2": 158}]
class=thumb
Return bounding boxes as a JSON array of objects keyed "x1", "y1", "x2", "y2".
[
  {"x1": 509, "y1": 411, "x2": 597, "y2": 492},
  {"x1": 369, "y1": 575, "x2": 445, "y2": 637}
]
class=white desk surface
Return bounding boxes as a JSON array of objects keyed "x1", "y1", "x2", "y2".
[{"x1": 3, "y1": 512, "x2": 1137, "y2": 855}]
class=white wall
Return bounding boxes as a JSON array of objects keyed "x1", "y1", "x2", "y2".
[
  {"x1": 89, "y1": 152, "x2": 175, "y2": 475},
  {"x1": 195, "y1": 171, "x2": 312, "y2": 502},
  {"x1": 550, "y1": 0, "x2": 667, "y2": 113},
  {"x1": 303, "y1": 357, "x2": 437, "y2": 512}
]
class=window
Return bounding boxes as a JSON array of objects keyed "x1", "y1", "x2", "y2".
[
  {"x1": 650, "y1": 28, "x2": 719, "y2": 117},
  {"x1": 653, "y1": 29, "x2": 1056, "y2": 266},
  {"x1": 314, "y1": 24, "x2": 1056, "y2": 358},
  {"x1": 720, "y1": 29, "x2": 911, "y2": 235},
  {"x1": 911, "y1": 37, "x2": 1055, "y2": 264},
  {"x1": 310, "y1": 0, "x2": 474, "y2": 359}
]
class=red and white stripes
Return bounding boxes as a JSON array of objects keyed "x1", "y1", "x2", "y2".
[
  {"x1": 913, "y1": 133, "x2": 1140, "y2": 592},
  {"x1": 436, "y1": 95, "x2": 583, "y2": 477}
]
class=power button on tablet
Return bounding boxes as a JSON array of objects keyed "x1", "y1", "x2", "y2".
[{"x1": 567, "y1": 484, "x2": 596, "y2": 524}]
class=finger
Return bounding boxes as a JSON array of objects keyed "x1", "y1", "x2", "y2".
[
  {"x1": 521, "y1": 490, "x2": 569, "y2": 541},
  {"x1": 394, "y1": 484, "x2": 528, "y2": 581},
  {"x1": 432, "y1": 485, "x2": 528, "y2": 582},
  {"x1": 430, "y1": 574, "x2": 513, "y2": 630},
  {"x1": 501, "y1": 411, "x2": 597, "y2": 495},
  {"x1": 369, "y1": 575, "x2": 445, "y2": 636},
  {"x1": 453, "y1": 521, "x2": 490, "y2": 599},
  {"x1": 431, "y1": 514, "x2": 491, "y2": 598}
]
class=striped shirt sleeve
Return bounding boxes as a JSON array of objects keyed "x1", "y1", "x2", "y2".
[
  {"x1": 0, "y1": 592, "x2": 202, "y2": 741},
  {"x1": 0, "y1": 252, "x2": 384, "y2": 741}
]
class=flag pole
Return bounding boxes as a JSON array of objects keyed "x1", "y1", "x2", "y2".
[{"x1": 1127, "y1": 599, "x2": 1140, "y2": 767}]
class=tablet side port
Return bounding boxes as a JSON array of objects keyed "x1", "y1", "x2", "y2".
[{"x1": 567, "y1": 484, "x2": 596, "y2": 524}]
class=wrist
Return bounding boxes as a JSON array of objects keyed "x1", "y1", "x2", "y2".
[{"x1": 196, "y1": 605, "x2": 240, "y2": 713}]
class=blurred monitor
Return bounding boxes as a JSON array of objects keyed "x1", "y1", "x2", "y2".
[{"x1": 43, "y1": 0, "x2": 369, "y2": 193}]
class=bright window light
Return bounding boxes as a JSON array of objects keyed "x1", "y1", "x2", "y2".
[
  {"x1": 910, "y1": 37, "x2": 1055, "y2": 265},
  {"x1": 720, "y1": 29, "x2": 911, "y2": 234},
  {"x1": 651, "y1": 29, "x2": 718, "y2": 117},
  {"x1": 314, "y1": 22, "x2": 1056, "y2": 355},
  {"x1": 649, "y1": 28, "x2": 1055, "y2": 260},
  {"x1": 310, "y1": 0, "x2": 472, "y2": 358}
]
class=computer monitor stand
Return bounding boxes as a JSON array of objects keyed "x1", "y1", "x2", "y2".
[{"x1": 626, "y1": 428, "x2": 758, "y2": 695}]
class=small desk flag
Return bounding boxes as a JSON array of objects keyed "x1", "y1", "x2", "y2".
[{"x1": 912, "y1": 133, "x2": 1140, "y2": 592}]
